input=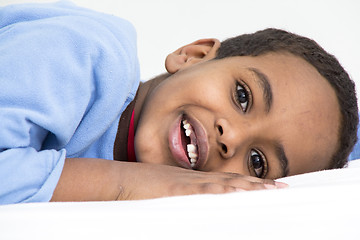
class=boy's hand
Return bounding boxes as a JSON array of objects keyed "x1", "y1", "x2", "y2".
[
  {"x1": 117, "y1": 162, "x2": 287, "y2": 200},
  {"x1": 51, "y1": 158, "x2": 287, "y2": 202}
]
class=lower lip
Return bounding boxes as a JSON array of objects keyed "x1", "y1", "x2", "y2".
[{"x1": 168, "y1": 115, "x2": 192, "y2": 169}]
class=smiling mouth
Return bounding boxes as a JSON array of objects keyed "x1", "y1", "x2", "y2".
[
  {"x1": 169, "y1": 113, "x2": 208, "y2": 170},
  {"x1": 181, "y1": 118, "x2": 199, "y2": 168}
]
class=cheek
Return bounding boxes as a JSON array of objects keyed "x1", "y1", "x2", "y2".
[
  {"x1": 191, "y1": 81, "x2": 230, "y2": 110},
  {"x1": 134, "y1": 128, "x2": 170, "y2": 165}
]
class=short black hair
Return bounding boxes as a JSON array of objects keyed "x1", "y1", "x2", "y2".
[{"x1": 215, "y1": 28, "x2": 358, "y2": 169}]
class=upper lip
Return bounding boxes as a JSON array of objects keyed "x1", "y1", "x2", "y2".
[{"x1": 184, "y1": 113, "x2": 209, "y2": 170}]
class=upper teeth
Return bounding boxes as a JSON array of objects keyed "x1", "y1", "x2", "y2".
[
  {"x1": 187, "y1": 144, "x2": 196, "y2": 152},
  {"x1": 182, "y1": 119, "x2": 198, "y2": 168}
]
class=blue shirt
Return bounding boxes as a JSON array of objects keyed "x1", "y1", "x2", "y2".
[
  {"x1": 0, "y1": 1, "x2": 140, "y2": 204},
  {"x1": 349, "y1": 125, "x2": 360, "y2": 160}
]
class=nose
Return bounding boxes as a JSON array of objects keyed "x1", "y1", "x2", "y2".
[{"x1": 215, "y1": 118, "x2": 247, "y2": 159}]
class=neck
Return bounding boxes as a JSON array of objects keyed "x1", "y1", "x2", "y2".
[
  {"x1": 113, "y1": 73, "x2": 170, "y2": 161},
  {"x1": 133, "y1": 73, "x2": 171, "y2": 132}
]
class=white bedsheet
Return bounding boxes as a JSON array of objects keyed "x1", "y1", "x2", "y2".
[{"x1": 1, "y1": 160, "x2": 360, "y2": 240}]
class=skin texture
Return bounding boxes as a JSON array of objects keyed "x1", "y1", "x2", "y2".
[
  {"x1": 52, "y1": 39, "x2": 340, "y2": 201},
  {"x1": 52, "y1": 158, "x2": 284, "y2": 201},
  {"x1": 135, "y1": 40, "x2": 340, "y2": 180}
]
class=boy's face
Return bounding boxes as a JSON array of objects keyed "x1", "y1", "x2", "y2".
[{"x1": 135, "y1": 52, "x2": 340, "y2": 179}]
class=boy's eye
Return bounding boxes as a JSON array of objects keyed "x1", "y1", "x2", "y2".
[
  {"x1": 235, "y1": 82, "x2": 250, "y2": 112},
  {"x1": 249, "y1": 149, "x2": 268, "y2": 178}
]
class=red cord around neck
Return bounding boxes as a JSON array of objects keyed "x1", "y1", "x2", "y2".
[{"x1": 127, "y1": 110, "x2": 136, "y2": 162}]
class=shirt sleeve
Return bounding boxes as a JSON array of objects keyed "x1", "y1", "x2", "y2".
[{"x1": 0, "y1": 1, "x2": 140, "y2": 204}]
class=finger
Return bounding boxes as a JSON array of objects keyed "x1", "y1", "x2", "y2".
[
  {"x1": 195, "y1": 182, "x2": 278, "y2": 194},
  {"x1": 222, "y1": 177, "x2": 288, "y2": 191},
  {"x1": 198, "y1": 183, "x2": 237, "y2": 194},
  {"x1": 220, "y1": 172, "x2": 289, "y2": 189},
  {"x1": 169, "y1": 182, "x2": 241, "y2": 196},
  {"x1": 188, "y1": 170, "x2": 288, "y2": 190},
  {"x1": 204, "y1": 171, "x2": 273, "y2": 183}
]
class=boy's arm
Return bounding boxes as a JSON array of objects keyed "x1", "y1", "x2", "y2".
[{"x1": 51, "y1": 158, "x2": 285, "y2": 201}]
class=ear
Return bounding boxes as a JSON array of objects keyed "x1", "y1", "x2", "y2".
[{"x1": 165, "y1": 38, "x2": 220, "y2": 74}]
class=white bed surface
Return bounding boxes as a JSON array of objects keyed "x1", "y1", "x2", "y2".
[{"x1": 1, "y1": 160, "x2": 360, "y2": 240}]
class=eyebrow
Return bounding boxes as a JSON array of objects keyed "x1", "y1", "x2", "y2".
[
  {"x1": 248, "y1": 68, "x2": 273, "y2": 113},
  {"x1": 246, "y1": 68, "x2": 288, "y2": 177},
  {"x1": 274, "y1": 142, "x2": 289, "y2": 178}
]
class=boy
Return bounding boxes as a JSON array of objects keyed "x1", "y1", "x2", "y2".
[{"x1": 0, "y1": 1, "x2": 357, "y2": 204}]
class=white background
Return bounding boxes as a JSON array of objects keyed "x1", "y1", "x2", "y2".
[{"x1": 1, "y1": 0, "x2": 359, "y2": 102}]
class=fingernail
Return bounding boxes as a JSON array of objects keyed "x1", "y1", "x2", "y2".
[{"x1": 274, "y1": 181, "x2": 289, "y2": 188}]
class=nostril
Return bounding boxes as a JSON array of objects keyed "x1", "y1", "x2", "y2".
[
  {"x1": 218, "y1": 125, "x2": 223, "y2": 135},
  {"x1": 221, "y1": 144, "x2": 227, "y2": 153}
]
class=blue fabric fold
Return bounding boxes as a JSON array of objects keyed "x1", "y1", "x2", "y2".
[{"x1": 0, "y1": 1, "x2": 140, "y2": 204}]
